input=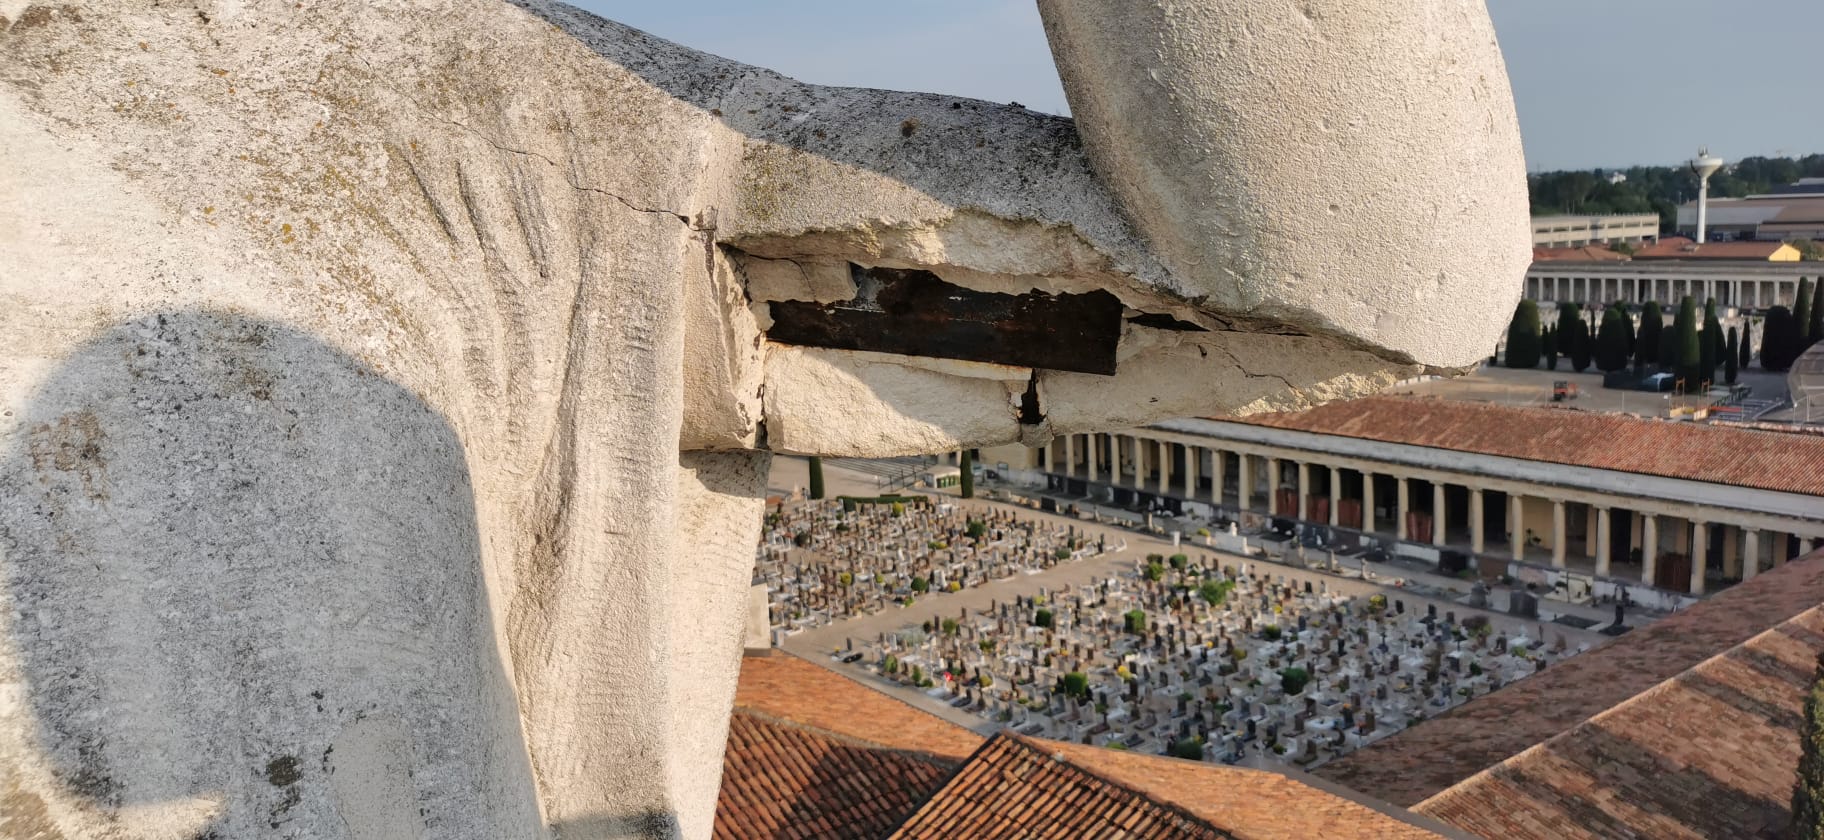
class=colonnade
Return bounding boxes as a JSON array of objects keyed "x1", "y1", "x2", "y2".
[
  {"x1": 1032, "y1": 431, "x2": 1824, "y2": 596},
  {"x1": 1526, "y1": 272, "x2": 1815, "y2": 310}
]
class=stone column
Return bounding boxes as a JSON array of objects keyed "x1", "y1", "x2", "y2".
[
  {"x1": 1470, "y1": 488, "x2": 1485, "y2": 554},
  {"x1": 1691, "y1": 522, "x2": 1709, "y2": 595},
  {"x1": 1212, "y1": 449, "x2": 1227, "y2": 506},
  {"x1": 1330, "y1": 467, "x2": 1343, "y2": 527},
  {"x1": 1509, "y1": 493, "x2": 1524, "y2": 561},
  {"x1": 1137, "y1": 436, "x2": 1151, "y2": 487},
  {"x1": 1551, "y1": 500, "x2": 1567, "y2": 568},
  {"x1": 1087, "y1": 433, "x2": 1102, "y2": 481},
  {"x1": 1432, "y1": 482, "x2": 1447, "y2": 547},
  {"x1": 1185, "y1": 445, "x2": 1201, "y2": 501},
  {"x1": 1362, "y1": 472, "x2": 1376, "y2": 534},
  {"x1": 1267, "y1": 458, "x2": 1282, "y2": 515},
  {"x1": 1744, "y1": 528, "x2": 1761, "y2": 580},
  {"x1": 1595, "y1": 507, "x2": 1611, "y2": 578},
  {"x1": 1162, "y1": 441, "x2": 1176, "y2": 494},
  {"x1": 1642, "y1": 514, "x2": 1659, "y2": 586},
  {"x1": 1237, "y1": 454, "x2": 1253, "y2": 512},
  {"x1": 1064, "y1": 433, "x2": 1079, "y2": 475},
  {"x1": 1395, "y1": 477, "x2": 1410, "y2": 541},
  {"x1": 1803, "y1": 537, "x2": 1819, "y2": 556},
  {"x1": 1296, "y1": 461, "x2": 1310, "y2": 520}
]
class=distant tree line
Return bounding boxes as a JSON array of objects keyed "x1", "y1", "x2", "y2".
[{"x1": 1529, "y1": 154, "x2": 1824, "y2": 233}]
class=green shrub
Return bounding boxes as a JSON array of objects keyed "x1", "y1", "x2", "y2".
[
  {"x1": 1061, "y1": 672, "x2": 1090, "y2": 699},
  {"x1": 1198, "y1": 579, "x2": 1235, "y2": 607},
  {"x1": 1279, "y1": 667, "x2": 1311, "y2": 696},
  {"x1": 1169, "y1": 553, "x2": 1189, "y2": 570},
  {"x1": 1055, "y1": 547, "x2": 1072, "y2": 561},
  {"x1": 883, "y1": 655, "x2": 898, "y2": 673},
  {"x1": 1261, "y1": 625, "x2": 1282, "y2": 642},
  {"x1": 1144, "y1": 562, "x2": 1165, "y2": 581},
  {"x1": 941, "y1": 618, "x2": 959, "y2": 636},
  {"x1": 891, "y1": 501, "x2": 905, "y2": 517},
  {"x1": 911, "y1": 577, "x2": 929, "y2": 593},
  {"x1": 1034, "y1": 609, "x2": 1054, "y2": 628},
  {"x1": 1168, "y1": 738, "x2": 1204, "y2": 761},
  {"x1": 793, "y1": 532, "x2": 812, "y2": 548},
  {"x1": 837, "y1": 572, "x2": 853, "y2": 587},
  {"x1": 966, "y1": 519, "x2": 987, "y2": 540},
  {"x1": 1124, "y1": 610, "x2": 1147, "y2": 634}
]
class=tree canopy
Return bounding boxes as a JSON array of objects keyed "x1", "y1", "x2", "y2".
[
  {"x1": 1595, "y1": 307, "x2": 1631, "y2": 372},
  {"x1": 1636, "y1": 301, "x2": 1664, "y2": 369},
  {"x1": 1504, "y1": 300, "x2": 1541, "y2": 369},
  {"x1": 1529, "y1": 154, "x2": 1824, "y2": 233},
  {"x1": 1674, "y1": 296, "x2": 1702, "y2": 389}
]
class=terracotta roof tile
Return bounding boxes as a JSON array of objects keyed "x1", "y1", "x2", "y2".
[
  {"x1": 889, "y1": 734, "x2": 1237, "y2": 839},
  {"x1": 1233, "y1": 396, "x2": 1824, "y2": 497},
  {"x1": 731, "y1": 654, "x2": 984, "y2": 763},
  {"x1": 1413, "y1": 556, "x2": 1824, "y2": 839},
  {"x1": 1314, "y1": 552, "x2": 1824, "y2": 813},
  {"x1": 1532, "y1": 245, "x2": 1629, "y2": 262},
  {"x1": 721, "y1": 656, "x2": 1450, "y2": 838},
  {"x1": 1033, "y1": 739, "x2": 1447, "y2": 840},
  {"x1": 714, "y1": 711, "x2": 957, "y2": 840},
  {"x1": 1633, "y1": 238, "x2": 1795, "y2": 260}
]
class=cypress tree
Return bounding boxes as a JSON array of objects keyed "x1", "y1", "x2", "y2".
[
  {"x1": 1658, "y1": 322, "x2": 1677, "y2": 370},
  {"x1": 807, "y1": 456, "x2": 825, "y2": 500},
  {"x1": 1724, "y1": 327, "x2": 1739, "y2": 385},
  {"x1": 1558, "y1": 303, "x2": 1584, "y2": 370},
  {"x1": 1790, "y1": 652, "x2": 1824, "y2": 840},
  {"x1": 1675, "y1": 295, "x2": 1702, "y2": 390},
  {"x1": 1595, "y1": 307, "x2": 1631, "y2": 372},
  {"x1": 1708, "y1": 299, "x2": 1726, "y2": 366},
  {"x1": 1811, "y1": 284, "x2": 1824, "y2": 347},
  {"x1": 1622, "y1": 305, "x2": 1637, "y2": 357},
  {"x1": 1542, "y1": 324, "x2": 1558, "y2": 370},
  {"x1": 959, "y1": 450, "x2": 974, "y2": 499},
  {"x1": 1504, "y1": 300, "x2": 1541, "y2": 369},
  {"x1": 1569, "y1": 313, "x2": 1594, "y2": 373},
  {"x1": 1741, "y1": 318, "x2": 1755, "y2": 369},
  {"x1": 1701, "y1": 301, "x2": 1722, "y2": 384},
  {"x1": 1764, "y1": 306, "x2": 1802, "y2": 371},
  {"x1": 1636, "y1": 301, "x2": 1664, "y2": 369},
  {"x1": 1798, "y1": 279, "x2": 1815, "y2": 346}
]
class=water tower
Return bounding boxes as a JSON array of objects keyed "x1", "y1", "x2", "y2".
[{"x1": 1690, "y1": 147, "x2": 1725, "y2": 243}]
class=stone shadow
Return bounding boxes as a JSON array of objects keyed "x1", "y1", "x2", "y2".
[{"x1": 0, "y1": 312, "x2": 540, "y2": 837}]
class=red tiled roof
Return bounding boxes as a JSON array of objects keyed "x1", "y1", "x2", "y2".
[
  {"x1": 721, "y1": 655, "x2": 1449, "y2": 838},
  {"x1": 715, "y1": 710, "x2": 957, "y2": 840},
  {"x1": 1413, "y1": 552, "x2": 1824, "y2": 840},
  {"x1": 1633, "y1": 238, "x2": 1793, "y2": 260},
  {"x1": 1531, "y1": 245, "x2": 1629, "y2": 262},
  {"x1": 1235, "y1": 396, "x2": 1824, "y2": 497},
  {"x1": 889, "y1": 734, "x2": 1237, "y2": 839},
  {"x1": 1314, "y1": 552, "x2": 1824, "y2": 817},
  {"x1": 730, "y1": 654, "x2": 983, "y2": 762},
  {"x1": 1032, "y1": 739, "x2": 1446, "y2": 840}
]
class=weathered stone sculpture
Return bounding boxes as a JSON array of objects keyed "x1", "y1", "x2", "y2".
[{"x1": 0, "y1": 1, "x2": 1526, "y2": 838}]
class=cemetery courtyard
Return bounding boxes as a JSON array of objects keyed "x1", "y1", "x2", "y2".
[{"x1": 760, "y1": 458, "x2": 1642, "y2": 773}]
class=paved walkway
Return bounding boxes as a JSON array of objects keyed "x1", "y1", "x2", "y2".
[{"x1": 771, "y1": 458, "x2": 1629, "y2": 738}]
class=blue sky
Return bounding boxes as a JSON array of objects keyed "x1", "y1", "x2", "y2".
[{"x1": 570, "y1": 0, "x2": 1824, "y2": 173}]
